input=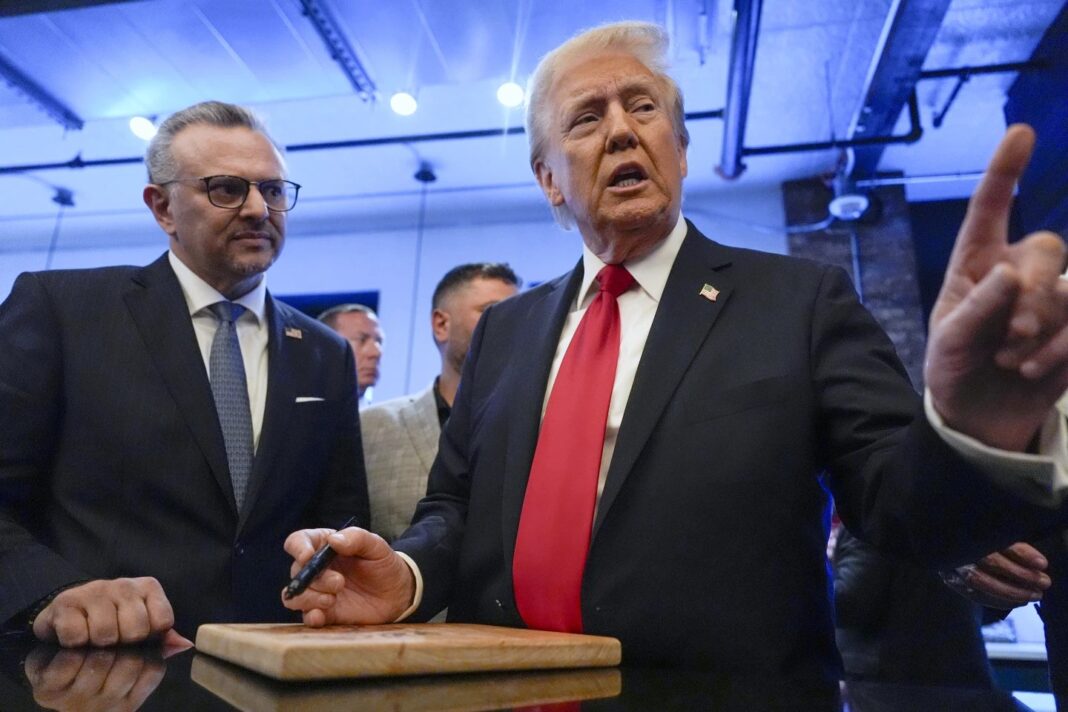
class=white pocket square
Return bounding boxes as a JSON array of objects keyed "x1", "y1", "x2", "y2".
[{"x1": 295, "y1": 396, "x2": 325, "y2": 403}]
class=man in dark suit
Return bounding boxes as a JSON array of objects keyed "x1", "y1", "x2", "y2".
[
  {"x1": 0, "y1": 101, "x2": 369, "y2": 647},
  {"x1": 282, "y1": 22, "x2": 1068, "y2": 682}
]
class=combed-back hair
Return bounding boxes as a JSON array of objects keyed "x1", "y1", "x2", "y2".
[
  {"x1": 317, "y1": 303, "x2": 378, "y2": 329},
  {"x1": 524, "y1": 21, "x2": 689, "y2": 230},
  {"x1": 145, "y1": 100, "x2": 278, "y2": 184}
]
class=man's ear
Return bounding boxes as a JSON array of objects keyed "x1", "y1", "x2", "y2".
[
  {"x1": 431, "y1": 308, "x2": 450, "y2": 346},
  {"x1": 534, "y1": 160, "x2": 565, "y2": 207},
  {"x1": 143, "y1": 184, "x2": 177, "y2": 236},
  {"x1": 678, "y1": 142, "x2": 688, "y2": 179}
]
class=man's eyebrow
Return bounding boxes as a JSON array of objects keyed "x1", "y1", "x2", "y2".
[{"x1": 560, "y1": 77, "x2": 660, "y2": 110}]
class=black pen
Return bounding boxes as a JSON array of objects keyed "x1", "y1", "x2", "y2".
[{"x1": 283, "y1": 515, "x2": 359, "y2": 600}]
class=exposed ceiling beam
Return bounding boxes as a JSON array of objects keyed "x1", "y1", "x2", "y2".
[
  {"x1": 0, "y1": 50, "x2": 82, "y2": 130},
  {"x1": 850, "y1": 0, "x2": 953, "y2": 178},
  {"x1": 0, "y1": 0, "x2": 137, "y2": 17},
  {"x1": 299, "y1": 0, "x2": 376, "y2": 101}
]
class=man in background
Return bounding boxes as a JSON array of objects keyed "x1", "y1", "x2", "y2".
[
  {"x1": 0, "y1": 101, "x2": 369, "y2": 647},
  {"x1": 361, "y1": 263, "x2": 520, "y2": 542},
  {"x1": 319, "y1": 303, "x2": 384, "y2": 406}
]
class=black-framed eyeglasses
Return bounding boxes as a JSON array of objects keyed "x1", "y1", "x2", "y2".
[{"x1": 159, "y1": 175, "x2": 301, "y2": 212}]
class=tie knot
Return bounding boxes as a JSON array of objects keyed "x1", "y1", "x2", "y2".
[
  {"x1": 596, "y1": 264, "x2": 635, "y2": 298},
  {"x1": 209, "y1": 301, "x2": 245, "y2": 324}
]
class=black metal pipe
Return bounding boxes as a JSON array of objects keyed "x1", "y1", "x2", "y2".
[
  {"x1": 717, "y1": 0, "x2": 763, "y2": 179},
  {"x1": 742, "y1": 90, "x2": 922, "y2": 156},
  {"x1": 0, "y1": 109, "x2": 725, "y2": 175},
  {"x1": 919, "y1": 61, "x2": 1044, "y2": 80}
]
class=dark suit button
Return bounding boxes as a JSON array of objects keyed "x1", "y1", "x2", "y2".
[{"x1": 234, "y1": 544, "x2": 245, "y2": 556}]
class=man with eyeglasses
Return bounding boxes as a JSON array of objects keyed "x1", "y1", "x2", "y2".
[{"x1": 0, "y1": 100, "x2": 369, "y2": 648}]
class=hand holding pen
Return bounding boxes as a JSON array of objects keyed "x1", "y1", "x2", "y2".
[
  {"x1": 281, "y1": 520, "x2": 419, "y2": 627},
  {"x1": 283, "y1": 515, "x2": 359, "y2": 600}
]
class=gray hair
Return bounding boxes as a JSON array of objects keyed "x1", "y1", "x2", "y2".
[
  {"x1": 524, "y1": 21, "x2": 690, "y2": 230},
  {"x1": 317, "y1": 303, "x2": 378, "y2": 330},
  {"x1": 145, "y1": 100, "x2": 279, "y2": 184}
]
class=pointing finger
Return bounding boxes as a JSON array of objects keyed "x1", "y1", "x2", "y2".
[{"x1": 949, "y1": 124, "x2": 1036, "y2": 275}]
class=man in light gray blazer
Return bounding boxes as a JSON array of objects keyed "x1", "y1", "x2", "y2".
[{"x1": 361, "y1": 263, "x2": 520, "y2": 542}]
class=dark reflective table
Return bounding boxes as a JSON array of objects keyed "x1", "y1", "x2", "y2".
[{"x1": 0, "y1": 633, "x2": 1042, "y2": 711}]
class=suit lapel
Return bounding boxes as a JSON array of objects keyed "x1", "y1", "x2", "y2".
[
  {"x1": 238, "y1": 294, "x2": 296, "y2": 531},
  {"x1": 500, "y1": 264, "x2": 584, "y2": 561},
  {"x1": 592, "y1": 224, "x2": 735, "y2": 536},
  {"x1": 123, "y1": 254, "x2": 235, "y2": 513}
]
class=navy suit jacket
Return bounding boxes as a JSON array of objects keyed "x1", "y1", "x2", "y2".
[
  {"x1": 0, "y1": 254, "x2": 369, "y2": 637},
  {"x1": 394, "y1": 222, "x2": 1064, "y2": 681}
]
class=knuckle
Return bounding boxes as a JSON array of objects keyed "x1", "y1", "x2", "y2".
[{"x1": 54, "y1": 619, "x2": 87, "y2": 647}]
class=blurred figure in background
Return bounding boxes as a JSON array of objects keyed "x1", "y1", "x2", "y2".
[
  {"x1": 319, "y1": 303, "x2": 384, "y2": 407},
  {"x1": 361, "y1": 262, "x2": 520, "y2": 543}
]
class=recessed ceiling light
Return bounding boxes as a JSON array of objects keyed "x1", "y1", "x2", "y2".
[
  {"x1": 390, "y1": 92, "x2": 418, "y2": 116},
  {"x1": 496, "y1": 82, "x2": 524, "y2": 108},
  {"x1": 129, "y1": 116, "x2": 157, "y2": 140}
]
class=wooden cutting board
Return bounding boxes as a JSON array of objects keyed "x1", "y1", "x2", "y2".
[
  {"x1": 191, "y1": 654, "x2": 623, "y2": 711},
  {"x1": 195, "y1": 623, "x2": 621, "y2": 681}
]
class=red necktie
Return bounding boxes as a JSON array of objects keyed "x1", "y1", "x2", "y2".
[{"x1": 513, "y1": 264, "x2": 635, "y2": 633}]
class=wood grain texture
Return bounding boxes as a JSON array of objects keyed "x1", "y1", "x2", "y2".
[{"x1": 194, "y1": 623, "x2": 621, "y2": 681}]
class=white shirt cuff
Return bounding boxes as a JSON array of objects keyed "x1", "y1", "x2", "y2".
[
  {"x1": 924, "y1": 388, "x2": 1068, "y2": 507},
  {"x1": 392, "y1": 551, "x2": 424, "y2": 622}
]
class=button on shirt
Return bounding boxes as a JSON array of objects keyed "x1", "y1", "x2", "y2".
[{"x1": 168, "y1": 251, "x2": 269, "y2": 451}]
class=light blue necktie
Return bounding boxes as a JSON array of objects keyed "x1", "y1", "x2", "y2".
[{"x1": 208, "y1": 301, "x2": 254, "y2": 511}]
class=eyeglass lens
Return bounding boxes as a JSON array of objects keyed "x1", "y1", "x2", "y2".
[{"x1": 206, "y1": 176, "x2": 298, "y2": 211}]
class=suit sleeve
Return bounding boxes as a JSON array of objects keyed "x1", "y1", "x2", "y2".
[
  {"x1": 0, "y1": 273, "x2": 91, "y2": 624},
  {"x1": 813, "y1": 266, "x2": 1065, "y2": 567}
]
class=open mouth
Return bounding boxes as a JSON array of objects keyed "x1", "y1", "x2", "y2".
[{"x1": 609, "y1": 165, "x2": 648, "y2": 188}]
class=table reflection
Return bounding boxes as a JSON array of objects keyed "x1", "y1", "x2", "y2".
[{"x1": 0, "y1": 633, "x2": 1049, "y2": 711}]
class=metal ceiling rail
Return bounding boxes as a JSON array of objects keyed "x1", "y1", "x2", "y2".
[
  {"x1": 0, "y1": 109, "x2": 726, "y2": 175},
  {"x1": 0, "y1": 50, "x2": 83, "y2": 131},
  {"x1": 742, "y1": 90, "x2": 922, "y2": 156},
  {"x1": 918, "y1": 61, "x2": 1044, "y2": 80},
  {"x1": 299, "y1": 0, "x2": 376, "y2": 101}
]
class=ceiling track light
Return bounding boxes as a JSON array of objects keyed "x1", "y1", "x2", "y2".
[
  {"x1": 299, "y1": 0, "x2": 376, "y2": 101},
  {"x1": 390, "y1": 91, "x2": 417, "y2": 116},
  {"x1": 496, "y1": 81, "x2": 524, "y2": 108},
  {"x1": 128, "y1": 116, "x2": 158, "y2": 141}
]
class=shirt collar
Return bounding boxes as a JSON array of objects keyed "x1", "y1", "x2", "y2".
[
  {"x1": 575, "y1": 212, "x2": 689, "y2": 310},
  {"x1": 168, "y1": 250, "x2": 267, "y2": 324}
]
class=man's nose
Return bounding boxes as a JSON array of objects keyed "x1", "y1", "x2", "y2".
[
  {"x1": 604, "y1": 104, "x2": 638, "y2": 152},
  {"x1": 240, "y1": 184, "x2": 270, "y2": 220}
]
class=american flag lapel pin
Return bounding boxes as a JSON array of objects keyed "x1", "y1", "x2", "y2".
[
  {"x1": 699, "y1": 283, "x2": 719, "y2": 302},
  {"x1": 285, "y1": 326, "x2": 303, "y2": 340}
]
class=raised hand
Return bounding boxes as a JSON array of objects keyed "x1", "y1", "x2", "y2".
[
  {"x1": 925, "y1": 124, "x2": 1068, "y2": 451},
  {"x1": 281, "y1": 526, "x2": 416, "y2": 627}
]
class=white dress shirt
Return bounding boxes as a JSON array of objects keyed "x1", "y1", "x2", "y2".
[
  {"x1": 544, "y1": 214, "x2": 688, "y2": 502},
  {"x1": 168, "y1": 251, "x2": 269, "y2": 451}
]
